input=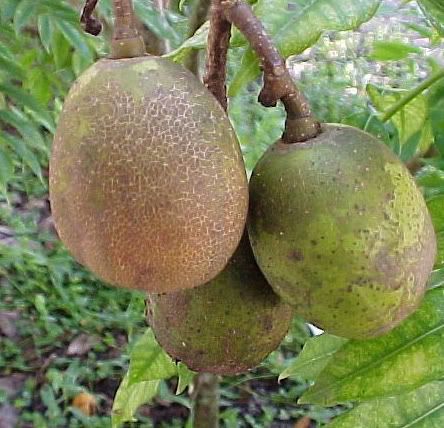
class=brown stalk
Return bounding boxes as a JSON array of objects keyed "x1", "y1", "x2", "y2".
[
  {"x1": 80, "y1": 0, "x2": 102, "y2": 36},
  {"x1": 203, "y1": 0, "x2": 232, "y2": 111},
  {"x1": 192, "y1": 373, "x2": 220, "y2": 428},
  {"x1": 222, "y1": 0, "x2": 321, "y2": 143}
]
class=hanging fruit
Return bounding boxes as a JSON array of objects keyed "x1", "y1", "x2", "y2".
[{"x1": 49, "y1": 0, "x2": 248, "y2": 294}]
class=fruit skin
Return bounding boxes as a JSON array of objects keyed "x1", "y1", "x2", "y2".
[
  {"x1": 147, "y1": 235, "x2": 294, "y2": 375},
  {"x1": 50, "y1": 56, "x2": 248, "y2": 293},
  {"x1": 248, "y1": 124, "x2": 436, "y2": 339}
]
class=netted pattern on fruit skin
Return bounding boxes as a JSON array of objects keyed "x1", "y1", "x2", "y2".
[
  {"x1": 50, "y1": 57, "x2": 248, "y2": 293},
  {"x1": 248, "y1": 124, "x2": 436, "y2": 339},
  {"x1": 147, "y1": 235, "x2": 294, "y2": 375}
]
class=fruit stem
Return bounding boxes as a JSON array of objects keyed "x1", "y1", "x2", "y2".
[
  {"x1": 192, "y1": 373, "x2": 220, "y2": 428},
  {"x1": 221, "y1": 0, "x2": 321, "y2": 143},
  {"x1": 204, "y1": 0, "x2": 233, "y2": 111},
  {"x1": 111, "y1": 0, "x2": 146, "y2": 59},
  {"x1": 381, "y1": 69, "x2": 444, "y2": 123},
  {"x1": 80, "y1": 0, "x2": 102, "y2": 36}
]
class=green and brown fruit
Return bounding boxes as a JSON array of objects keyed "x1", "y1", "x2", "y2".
[
  {"x1": 147, "y1": 235, "x2": 294, "y2": 375},
  {"x1": 50, "y1": 56, "x2": 248, "y2": 293},
  {"x1": 248, "y1": 124, "x2": 436, "y2": 339}
]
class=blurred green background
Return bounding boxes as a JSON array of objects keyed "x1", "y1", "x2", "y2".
[{"x1": 0, "y1": 0, "x2": 443, "y2": 426}]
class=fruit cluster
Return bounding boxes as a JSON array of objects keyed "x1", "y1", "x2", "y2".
[{"x1": 49, "y1": 0, "x2": 436, "y2": 375}]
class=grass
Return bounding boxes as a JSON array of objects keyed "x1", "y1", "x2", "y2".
[{"x1": 0, "y1": 194, "x2": 333, "y2": 427}]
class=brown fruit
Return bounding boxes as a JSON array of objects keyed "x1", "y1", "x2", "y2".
[
  {"x1": 50, "y1": 56, "x2": 248, "y2": 293},
  {"x1": 147, "y1": 235, "x2": 294, "y2": 375}
]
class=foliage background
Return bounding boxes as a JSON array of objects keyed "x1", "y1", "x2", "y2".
[{"x1": 0, "y1": 0, "x2": 443, "y2": 427}]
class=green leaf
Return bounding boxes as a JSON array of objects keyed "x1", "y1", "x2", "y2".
[
  {"x1": 127, "y1": 329, "x2": 177, "y2": 386},
  {"x1": 279, "y1": 335, "x2": 348, "y2": 382},
  {"x1": 0, "y1": 146, "x2": 14, "y2": 193},
  {"x1": 0, "y1": 42, "x2": 25, "y2": 79},
  {"x1": 229, "y1": 0, "x2": 381, "y2": 95},
  {"x1": 40, "y1": 0, "x2": 79, "y2": 23},
  {"x1": 228, "y1": 49, "x2": 259, "y2": 98},
  {"x1": 370, "y1": 41, "x2": 421, "y2": 61},
  {"x1": 418, "y1": 0, "x2": 444, "y2": 36},
  {"x1": 328, "y1": 381, "x2": 444, "y2": 427},
  {"x1": 0, "y1": 109, "x2": 47, "y2": 154},
  {"x1": 0, "y1": 0, "x2": 19, "y2": 23},
  {"x1": 1, "y1": 133, "x2": 43, "y2": 182},
  {"x1": 165, "y1": 21, "x2": 209, "y2": 63},
  {"x1": 50, "y1": 25, "x2": 72, "y2": 69},
  {"x1": 367, "y1": 84, "x2": 433, "y2": 159},
  {"x1": 416, "y1": 167, "x2": 444, "y2": 201},
  {"x1": 134, "y1": 1, "x2": 180, "y2": 44},
  {"x1": 176, "y1": 362, "x2": 195, "y2": 395},
  {"x1": 299, "y1": 287, "x2": 444, "y2": 406},
  {"x1": 0, "y1": 82, "x2": 54, "y2": 132},
  {"x1": 55, "y1": 20, "x2": 93, "y2": 61},
  {"x1": 13, "y1": 0, "x2": 37, "y2": 33},
  {"x1": 111, "y1": 373, "x2": 160, "y2": 428},
  {"x1": 25, "y1": 68, "x2": 52, "y2": 106},
  {"x1": 429, "y1": 268, "x2": 444, "y2": 290},
  {"x1": 38, "y1": 14, "x2": 53, "y2": 53},
  {"x1": 178, "y1": 0, "x2": 190, "y2": 12},
  {"x1": 71, "y1": 51, "x2": 93, "y2": 77},
  {"x1": 427, "y1": 196, "x2": 444, "y2": 268}
]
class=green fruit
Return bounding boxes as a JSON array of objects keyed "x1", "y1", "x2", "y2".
[
  {"x1": 147, "y1": 235, "x2": 294, "y2": 374},
  {"x1": 248, "y1": 124, "x2": 436, "y2": 339},
  {"x1": 50, "y1": 56, "x2": 248, "y2": 293}
]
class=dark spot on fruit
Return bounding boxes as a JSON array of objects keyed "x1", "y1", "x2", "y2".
[{"x1": 288, "y1": 249, "x2": 304, "y2": 261}]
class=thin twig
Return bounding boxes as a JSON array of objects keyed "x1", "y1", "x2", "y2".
[
  {"x1": 203, "y1": 0, "x2": 232, "y2": 111},
  {"x1": 381, "y1": 69, "x2": 444, "y2": 123},
  {"x1": 222, "y1": 0, "x2": 320, "y2": 143},
  {"x1": 80, "y1": 0, "x2": 102, "y2": 36}
]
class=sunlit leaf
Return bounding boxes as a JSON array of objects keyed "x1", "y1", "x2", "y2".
[
  {"x1": 179, "y1": 0, "x2": 190, "y2": 12},
  {"x1": 111, "y1": 373, "x2": 160, "y2": 428},
  {"x1": 299, "y1": 287, "x2": 444, "y2": 406},
  {"x1": 165, "y1": 21, "x2": 209, "y2": 63},
  {"x1": 279, "y1": 335, "x2": 348, "y2": 382},
  {"x1": 370, "y1": 40, "x2": 421, "y2": 61},
  {"x1": 427, "y1": 195, "x2": 444, "y2": 267},
  {"x1": 418, "y1": 0, "x2": 444, "y2": 36},
  {"x1": 25, "y1": 68, "x2": 52, "y2": 106},
  {"x1": 328, "y1": 381, "x2": 444, "y2": 428},
  {"x1": 127, "y1": 329, "x2": 177, "y2": 386},
  {"x1": 367, "y1": 84, "x2": 433, "y2": 159},
  {"x1": 50, "y1": 26, "x2": 72, "y2": 69},
  {"x1": 176, "y1": 362, "x2": 195, "y2": 395},
  {"x1": 229, "y1": 0, "x2": 381, "y2": 95}
]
